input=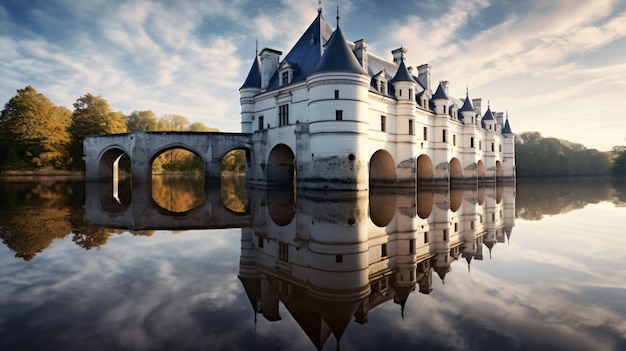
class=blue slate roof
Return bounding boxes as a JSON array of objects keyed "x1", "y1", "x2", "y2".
[
  {"x1": 432, "y1": 82, "x2": 449, "y2": 100},
  {"x1": 240, "y1": 56, "x2": 261, "y2": 89},
  {"x1": 312, "y1": 25, "x2": 367, "y2": 75},
  {"x1": 459, "y1": 94, "x2": 474, "y2": 112},
  {"x1": 266, "y1": 12, "x2": 334, "y2": 90},
  {"x1": 391, "y1": 59, "x2": 415, "y2": 83},
  {"x1": 482, "y1": 107, "x2": 495, "y2": 121},
  {"x1": 502, "y1": 117, "x2": 513, "y2": 134}
]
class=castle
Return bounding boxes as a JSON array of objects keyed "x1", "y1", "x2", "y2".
[{"x1": 240, "y1": 9, "x2": 515, "y2": 190}]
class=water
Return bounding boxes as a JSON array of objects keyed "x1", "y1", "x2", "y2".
[{"x1": 0, "y1": 176, "x2": 625, "y2": 351}]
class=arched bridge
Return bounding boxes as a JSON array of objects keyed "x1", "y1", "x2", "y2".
[{"x1": 83, "y1": 132, "x2": 252, "y2": 183}]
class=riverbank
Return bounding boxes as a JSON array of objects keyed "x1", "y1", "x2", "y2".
[{"x1": 0, "y1": 169, "x2": 83, "y2": 181}]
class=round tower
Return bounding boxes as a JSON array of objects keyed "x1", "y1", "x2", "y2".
[{"x1": 239, "y1": 55, "x2": 262, "y2": 133}]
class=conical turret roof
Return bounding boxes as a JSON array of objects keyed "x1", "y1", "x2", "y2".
[
  {"x1": 432, "y1": 81, "x2": 449, "y2": 100},
  {"x1": 391, "y1": 59, "x2": 415, "y2": 83},
  {"x1": 312, "y1": 25, "x2": 367, "y2": 75},
  {"x1": 240, "y1": 56, "x2": 261, "y2": 89}
]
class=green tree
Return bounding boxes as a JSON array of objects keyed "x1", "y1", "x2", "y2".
[
  {"x1": 0, "y1": 86, "x2": 72, "y2": 169},
  {"x1": 612, "y1": 145, "x2": 626, "y2": 177},
  {"x1": 188, "y1": 122, "x2": 219, "y2": 132},
  {"x1": 127, "y1": 110, "x2": 158, "y2": 131},
  {"x1": 69, "y1": 93, "x2": 127, "y2": 168}
]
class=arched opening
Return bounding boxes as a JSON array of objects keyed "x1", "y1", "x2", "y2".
[
  {"x1": 417, "y1": 154, "x2": 433, "y2": 186},
  {"x1": 221, "y1": 149, "x2": 248, "y2": 213},
  {"x1": 496, "y1": 186, "x2": 503, "y2": 204},
  {"x1": 449, "y1": 158, "x2": 462, "y2": 181},
  {"x1": 496, "y1": 160, "x2": 503, "y2": 180},
  {"x1": 477, "y1": 160, "x2": 485, "y2": 180},
  {"x1": 99, "y1": 148, "x2": 132, "y2": 210},
  {"x1": 450, "y1": 188, "x2": 462, "y2": 212},
  {"x1": 150, "y1": 147, "x2": 205, "y2": 213},
  {"x1": 268, "y1": 188, "x2": 295, "y2": 226},
  {"x1": 369, "y1": 150, "x2": 396, "y2": 187},
  {"x1": 267, "y1": 144, "x2": 295, "y2": 188},
  {"x1": 369, "y1": 189, "x2": 396, "y2": 227},
  {"x1": 417, "y1": 188, "x2": 434, "y2": 219}
]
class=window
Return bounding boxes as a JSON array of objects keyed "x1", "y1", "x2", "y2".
[
  {"x1": 409, "y1": 119, "x2": 414, "y2": 135},
  {"x1": 442, "y1": 130, "x2": 447, "y2": 143},
  {"x1": 443, "y1": 105, "x2": 447, "y2": 114},
  {"x1": 424, "y1": 232, "x2": 429, "y2": 243},
  {"x1": 443, "y1": 229, "x2": 448, "y2": 241},
  {"x1": 398, "y1": 89, "x2": 402, "y2": 97},
  {"x1": 492, "y1": 213, "x2": 496, "y2": 222},
  {"x1": 258, "y1": 116, "x2": 264, "y2": 131},
  {"x1": 336, "y1": 110, "x2": 343, "y2": 121},
  {"x1": 453, "y1": 134, "x2": 456, "y2": 146},
  {"x1": 499, "y1": 144, "x2": 502, "y2": 152},
  {"x1": 409, "y1": 89, "x2": 413, "y2": 98},
  {"x1": 279, "y1": 242, "x2": 289, "y2": 262},
  {"x1": 491, "y1": 143, "x2": 495, "y2": 151},
  {"x1": 381, "y1": 115, "x2": 386, "y2": 132},
  {"x1": 479, "y1": 141, "x2": 482, "y2": 150},
  {"x1": 454, "y1": 222, "x2": 458, "y2": 232},
  {"x1": 471, "y1": 221, "x2": 475, "y2": 230},
  {"x1": 423, "y1": 127, "x2": 428, "y2": 140},
  {"x1": 279, "y1": 104, "x2": 289, "y2": 126},
  {"x1": 409, "y1": 239, "x2": 415, "y2": 254},
  {"x1": 336, "y1": 254, "x2": 343, "y2": 263},
  {"x1": 281, "y1": 71, "x2": 289, "y2": 86},
  {"x1": 334, "y1": 90, "x2": 339, "y2": 99},
  {"x1": 381, "y1": 243, "x2": 388, "y2": 258},
  {"x1": 257, "y1": 236, "x2": 263, "y2": 248},
  {"x1": 379, "y1": 80, "x2": 385, "y2": 94},
  {"x1": 470, "y1": 137, "x2": 474, "y2": 148}
]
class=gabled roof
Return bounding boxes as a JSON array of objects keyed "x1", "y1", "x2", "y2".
[
  {"x1": 266, "y1": 12, "x2": 333, "y2": 90},
  {"x1": 240, "y1": 56, "x2": 261, "y2": 89},
  {"x1": 312, "y1": 25, "x2": 367, "y2": 75},
  {"x1": 502, "y1": 117, "x2": 513, "y2": 134},
  {"x1": 391, "y1": 59, "x2": 414, "y2": 83},
  {"x1": 432, "y1": 82, "x2": 449, "y2": 100}
]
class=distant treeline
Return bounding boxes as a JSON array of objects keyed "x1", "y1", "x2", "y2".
[
  {"x1": 515, "y1": 132, "x2": 622, "y2": 177},
  {"x1": 0, "y1": 85, "x2": 244, "y2": 173}
]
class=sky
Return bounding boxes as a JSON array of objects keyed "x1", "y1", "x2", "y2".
[{"x1": 1, "y1": 0, "x2": 625, "y2": 151}]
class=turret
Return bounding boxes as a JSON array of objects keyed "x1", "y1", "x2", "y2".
[
  {"x1": 391, "y1": 58, "x2": 417, "y2": 103},
  {"x1": 432, "y1": 81, "x2": 449, "y2": 115},
  {"x1": 459, "y1": 88, "x2": 476, "y2": 125},
  {"x1": 240, "y1": 55, "x2": 262, "y2": 133},
  {"x1": 481, "y1": 104, "x2": 497, "y2": 132}
]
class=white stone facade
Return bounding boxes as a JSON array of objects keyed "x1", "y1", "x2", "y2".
[{"x1": 240, "y1": 12, "x2": 515, "y2": 190}]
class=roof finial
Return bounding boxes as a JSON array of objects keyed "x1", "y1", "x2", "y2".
[
  {"x1": 336, "y1": 1, "x2": 340, "y2": 26},
  {"x1": 488, "y1": 100, "x2": 490, "y2": 109},
  {"x1": 255, "y1": 38, "x2": 258, "y2": 56},
  {"x1": 466, "y1": 85, "x2": 469, "y2": 96},
  {"x1": 318, "y1": 0, "x2": 322, "y2": 14}
]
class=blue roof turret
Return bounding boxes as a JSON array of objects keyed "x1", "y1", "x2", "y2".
[
  {"x1": 312, "y1": 25, "x2": 367, "y2": 75},
  {"x1": 459, "y1": 90, "x2": 474, "y2": 112},
  {"x1": 432, "y1": 81, "x2": 449, "y2": 100},
  {"x1": 240, "y1": 56, "x2": 261, "y2": 89},
  {"x1": 482, "y1": 106, "x2": 495, "y2": 121},
  {"x1": 391, "y1": 59, "x2": 415, "y2": 83},
  {"x1": 502, "y1": 117, "x2": 513, "y2": 134}
]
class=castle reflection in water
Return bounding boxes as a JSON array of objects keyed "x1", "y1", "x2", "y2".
[{"x1": 85, "y1": 181, "x2": 514, "y2": 349}]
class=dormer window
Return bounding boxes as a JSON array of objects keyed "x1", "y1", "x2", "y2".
[
  {"x1": 374, "y1": 69, "x2": 387, "y2": 95},
  {"x1": 278, "y1": 61, "x2": 295, "y2": 87}
]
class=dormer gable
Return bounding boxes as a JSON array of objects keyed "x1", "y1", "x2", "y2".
[
  {"x1": 372, "y1": 69, "x2": 388, "y2": 95},
  {"x1": 278, "y1": 61, "x2": 297, "y2": 87}
]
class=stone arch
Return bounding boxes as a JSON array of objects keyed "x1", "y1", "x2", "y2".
[
  {"x1": 369, "y1": 190, "x2": 396, "y2": 227},
  {"x1": 496, "y1": 160, "x2": 503, "y2": 179},
  {"x1": 98, "y1": 146, "x2": 132, "y2": 211},
  {"x1": 369, "y1": 150, "x2": 396, "y2": 186},
  {"x1": 477, "y1": 160, "x2": 485, "y2": 180},
  {"x1": 150, "y1": 145, "x2": 206, "y2": 213},
  {"x1": 417, "y1": 188, "x2": 434, "y2": 219},
  {"x1": 450, "y1": 188, "x2": 462, "y2": 212},
  {"x1": 268, "y1": 188, "x2": 295, "y2": 226},
  {"x1": 267, "y1": 144, "x2": 295, "y2": 188},
  {"x1": 449, "y1": 157, "x2": 462, "y2": 181},
  {"x1": 417, "y1": 154, "x2": 433, "y2": 185}
]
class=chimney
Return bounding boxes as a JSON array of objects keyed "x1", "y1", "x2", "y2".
[
  {"x1": 260, "y1": 48, "x2": 282, "y2": 91},
  {"x1": 354, "y1": 39, "x2": 368, "y2": 71},
  {"x1": 391, "y1": 47, "x2": 407, "y2": 65},
  {"x1": 442, "y1": 81, "x2": 450, "y2": 95},
  {"x1": 472, "y1": 98, "x2": 482, "y2": 117},
  {"x1": 417, "y1": 63, "x2": 431, "y2": 92}
]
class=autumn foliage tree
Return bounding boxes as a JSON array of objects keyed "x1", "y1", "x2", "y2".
[{"x1": 0, "y1": 86, "x2": 72, "y2": 169}]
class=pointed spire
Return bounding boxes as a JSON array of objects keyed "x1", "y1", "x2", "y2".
[
  {"x1": 318, "y1": 0, "x2": 322, "y2": 14},
  {"x1": 312, "y1": 24, "x2": 367, "y2": 74},
  {"x1": 240, "y1": 53, "x2": 262, "y2": 89},
  {"x1": 502, "y1": 115, "x2": 513, "y2": 134},
  {"x1": 336, "y1": 2, "x2": 340, "y2": 26},
  {"x1": 459, "y1": 86, "x2": 474, "y2": 112},
  {"x1": 391, "y1": 59, "x2": 415, "y2": 83},
  {"x1": 432, "y1": 81, "x2": 449, "y2": 100}
]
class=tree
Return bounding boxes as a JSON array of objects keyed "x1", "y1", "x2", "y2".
[
  {"x1": 612, "y1": 145, "x2": 626, "y2": 177},
  {"x1": 188, "y1": 122, "x2": 219, "y2": 132},
  {"x1": 157, "y1": 114, "x2": 189, "y2": 131},
  {"x1": 0, "y1": 86, "x2": 72, "y2": 169},
  {"x1": 127, "y1": 110, "x2": 158, "y2": 131},
  {"x1": 69, "y1": 93, "x2": 127, "y2": 168}
]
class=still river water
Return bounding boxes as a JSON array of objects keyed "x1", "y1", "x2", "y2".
[{"x1": 1, "y1": 176, "x2": 625, "y2": 351}]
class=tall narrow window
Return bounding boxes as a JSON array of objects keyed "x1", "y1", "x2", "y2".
[
  {"x1": 479, "y1": 141, "x2": 482, "y2": 150},
  {"x1": 499, "y1": 144, "x2": 502, "y2": 152},
  {"x1": 442, "y1": 130, "x2": 447, "y2": 143},
  {"x1": 258, "y1": 116, "x2": 264, "y2": 131},
  {"x1": 423, "y1": 127, "x2": 428, "y2": 140},
  {"x1": 281, "y1": 71, "x2": 289, "y2": 86},
  {"x1": 491, "y1": 143, "x2": 495, "y2": 151},
  {"x1": 409, "y1": 89, "x2": 413, "y2": 98},
  {"x1": 409, "y1": 119, "x2": 414, "y2": 135},
  {"x1": 409, "y1": 239, "x2": 415, "y2": 254},
  {"x1": 381, "y1": 243, "x2": 388, "y2": 258},
  {"x1": 470, "y1": 137, "x2": 474, "y2": 148},
  {"x1": 443, "y1": 229, "x2": 448, "y2": 241},
  {"x1": 279, "y1": 104, "x2": 289, "y2": 126},
  {"x1": 336, "y1": 110, "x2": 343, "y2": 121},
  {"x1": 424, "y1": 232, "x2": 429, "y2": 243},
  {"x1": 334, "y1": 90, "x2": 340, "y2": 99},
  {"x1": 279, "y1": 242, "x2": 289, "y2": 262},
  {"x1": 381, "y1": 115, "x2": 386, "y2": 132},
  {"x1": 453, "y1": 134, "x2": 456, "y2": 146},
  {"x1": 443, "y1": 105, "x2": 447, "y2": 114}
]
